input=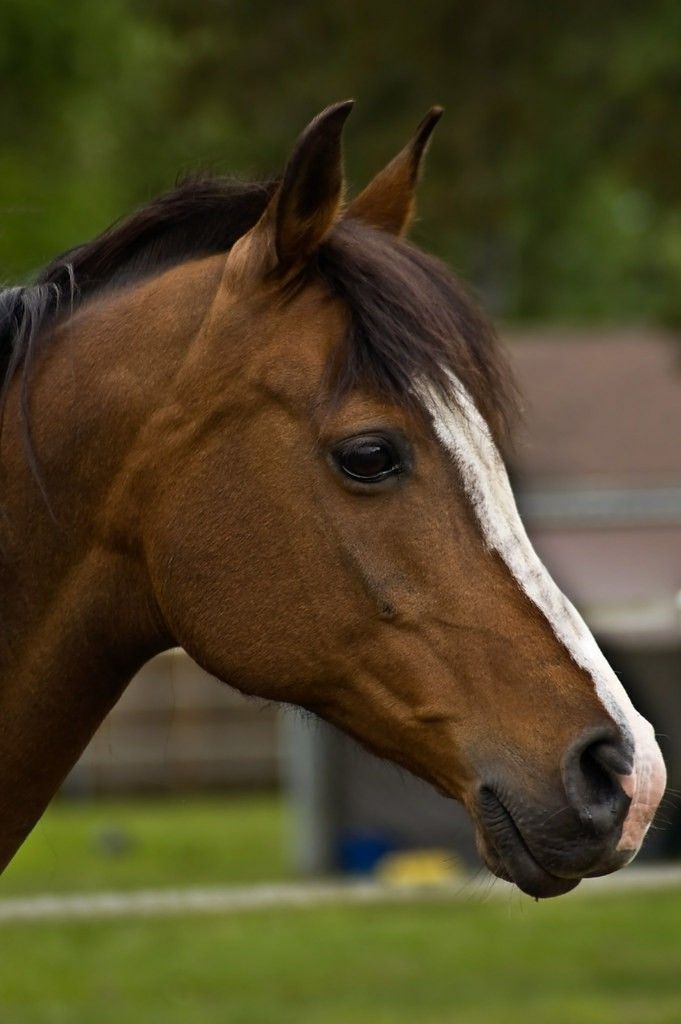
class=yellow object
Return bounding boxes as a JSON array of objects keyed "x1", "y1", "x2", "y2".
[{"x1": 376, "y1": 848, "x2": 461, "y2": 887}]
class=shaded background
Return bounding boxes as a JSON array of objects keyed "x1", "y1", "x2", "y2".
[{"x1": 1, "y1": 3, "x2": 680, "y2": 1022}]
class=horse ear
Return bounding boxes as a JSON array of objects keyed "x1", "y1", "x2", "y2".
[
  {"x1": 275, "y1": 99, "x2": 353, "y2": 265},
  {"x1": 228, "y1": 100, "x2": 353, "y2": 284},
  {"x1": 346, "y1": 107, "x2": 443, "y2": 236}
]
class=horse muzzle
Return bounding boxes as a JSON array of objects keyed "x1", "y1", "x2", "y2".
[{"x1": 470, "y1": 723, "x2": 666, "y2": 899}]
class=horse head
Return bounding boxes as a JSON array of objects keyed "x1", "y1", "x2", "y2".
[{"x1": 0, "y1": 103, "x2": 665, "y2": 896}]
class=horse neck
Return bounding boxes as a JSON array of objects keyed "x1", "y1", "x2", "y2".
[{"x1": 0, "y1": 258, "x2": 222, "y2": 869}]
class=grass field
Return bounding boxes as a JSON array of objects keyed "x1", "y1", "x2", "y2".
[
  {"x1": 1, "y1": 891, "x2": 680, "y2": 1023},
  {"x1": 0, "y1": 793, "x2": 287, "y2": 895},
  {"x1": 1, "y1": 796, "x2": 680, "y2": 1024}
]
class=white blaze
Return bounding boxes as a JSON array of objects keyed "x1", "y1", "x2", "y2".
[{"x1": 422, "y1": 379, "x2": 666, "y2": 855}]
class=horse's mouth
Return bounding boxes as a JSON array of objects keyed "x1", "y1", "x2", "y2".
[{"x1": 475, "y1": 788, "x2": 581, "y2": 900}]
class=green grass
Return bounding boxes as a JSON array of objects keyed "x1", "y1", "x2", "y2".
[
  {"x1": 0, "y1": 891, "x2": 680, "y2": 1023},
  {"x1": 0, "y1": 793, "x2": 287, "y2": 895},
  {"x1": 0, "y1": 797, "x2": 679, "y2": 1022}
]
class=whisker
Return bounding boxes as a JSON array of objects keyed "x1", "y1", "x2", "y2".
[{"x1": 537, "y1": 804, "x2": 570, "y2": 828}]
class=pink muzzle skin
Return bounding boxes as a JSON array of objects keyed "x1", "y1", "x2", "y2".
[{"x1": 616, "y1": 713, "x2": 667, "y2": 857}]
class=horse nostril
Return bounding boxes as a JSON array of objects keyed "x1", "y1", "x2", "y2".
[{"x1": 562, "y1": 728, "x2": 633, "y2": 836}]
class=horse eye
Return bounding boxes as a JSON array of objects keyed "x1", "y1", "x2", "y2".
[{"x1": 333, "y1": 436, "x2": 402, "y2": 483}]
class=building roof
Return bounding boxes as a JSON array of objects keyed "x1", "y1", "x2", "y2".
[
  {"x1": 507, "y1": 329, "x2": 681, "y2": 486},
  {"x1": 505, "y1": 330, "x2": 681, "y2": 644}
]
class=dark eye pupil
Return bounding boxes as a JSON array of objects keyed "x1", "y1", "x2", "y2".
[
  {"x1": 346, "y1": 443, "x2": 390, "y2": 477},
  {"x1": 336, "y1": 438, "x2": 400, "y2": 482}
]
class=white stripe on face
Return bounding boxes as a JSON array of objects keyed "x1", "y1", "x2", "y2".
[{"x1": 421, "y1": 378, "x2": 666, "y2": 856}]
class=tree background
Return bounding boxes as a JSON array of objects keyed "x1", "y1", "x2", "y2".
[{"x1": 1, "y1": 0, "x2": 679, "y2": 323}]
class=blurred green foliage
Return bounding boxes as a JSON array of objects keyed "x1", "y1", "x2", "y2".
[{"x1": 1, "y1": 0, "x2": 679, "y2": 322}]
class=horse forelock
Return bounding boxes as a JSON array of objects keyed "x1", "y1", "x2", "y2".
[{"x1": 315, "y1": 220, "x2": 518, "y2": 447}]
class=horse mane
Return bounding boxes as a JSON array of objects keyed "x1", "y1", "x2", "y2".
[{"x1": 0, "y1": 175, "x2": 517, "y2": 444}]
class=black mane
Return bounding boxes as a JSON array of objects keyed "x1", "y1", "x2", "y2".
[
  {"x1": 0, "y1": 177, "x2": 277, "y2": 377},
  {"x1": 0, "y1": 175, "x2": 517, "y2": 442}
]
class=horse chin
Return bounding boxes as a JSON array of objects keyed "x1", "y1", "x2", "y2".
[
  {"x1": 479, "y1": 839, "x2": 581, "y2": 900},
  {"x1": 474, "y1": 791, "x2": 581, "y2": 900}
]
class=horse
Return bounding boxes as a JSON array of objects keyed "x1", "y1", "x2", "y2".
[{"x1": 0, "y1": 101, "x2": 665, "y2": 899}]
